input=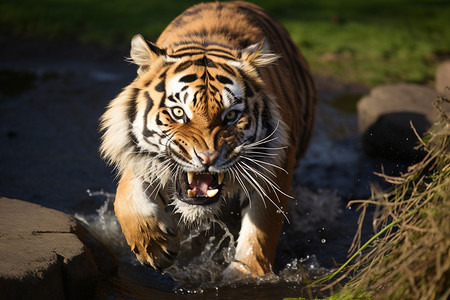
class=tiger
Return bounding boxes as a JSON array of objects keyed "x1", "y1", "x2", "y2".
[{"x1": 100, "y1": 1, "x2": 317, "y2": 279}]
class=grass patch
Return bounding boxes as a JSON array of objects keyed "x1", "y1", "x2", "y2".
[
  {"x1": 311, "y1": 96, "x2": 450, "y2": 299},
  {"x1": 1, "y1": 0, "x2": 450, "y2": 86}
]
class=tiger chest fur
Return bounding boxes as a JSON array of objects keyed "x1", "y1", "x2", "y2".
[{"x1": 100, "y1": 1, "x2": 316, "y2": 278}]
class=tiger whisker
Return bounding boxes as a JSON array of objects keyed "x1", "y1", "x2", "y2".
[
  {"x1": 243, "y1": 137, "x2": 279, "y2": 148},
  {"x1": 245, "y1": 120, "x2": 281, "y2": 146},
  {"x1": 236, "y1": 163, "x2": 270, "y2": 209},
  {"x1": 230, "y1": 166, "x2": 252, "y2": 209},
  {"x1": 241, "y1": 155, "x2": 289, "y2": 175},
  {"x1": 244, "y1": 151, "x2": 279, "y2": 157},
  {"x1": 149, "y1": 161, "x2": 179, "y2": 198},
  {"x1": 243, "y1": 145, "x2": 287, "y2": 151},
  {"x1": 242, "y1": 163, "x2": 281, "y2": 205},
  {"x1": 240, "y1": 156, "x2": 277, "y2": 178},
  {"x1": 238, "y1": 163, "x2": 290, "y2": 224},
  {"x1": 240, "y1": 160, "x2": 278, "y2": 201},
  {"x1": 241, "y1": 161, "x2": 293, "y2": 201},
  {"x1": 145, "y1": 160, "x2": 174, "y2": 187}
]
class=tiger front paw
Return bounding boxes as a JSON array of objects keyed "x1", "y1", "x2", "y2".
[{"x1": 123, "y1": 215, "x2": 180, "y2": 272}]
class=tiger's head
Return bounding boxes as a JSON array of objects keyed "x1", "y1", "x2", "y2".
[{"x1": 100, "y1": 35, "x2": 289, "y2": 225}]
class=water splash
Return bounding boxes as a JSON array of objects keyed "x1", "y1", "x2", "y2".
[
  {"x1": 75, "y1": 190, "x2": 127, "y2": 255},
  {"x1": 165, "y1": 219, "x2": 238, "y2": 293},
  {"x1": 76, "y1": 189, "x2": 338, "y2": 296},
  {"x1": 279, "y1": 255, "x2": 330, "y2": 283}
]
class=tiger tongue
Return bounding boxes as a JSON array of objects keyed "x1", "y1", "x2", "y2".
[{"x1": 189, "y1": 173, "x2": 213, "y2": 196}]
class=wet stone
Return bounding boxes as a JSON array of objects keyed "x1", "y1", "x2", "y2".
[
  {"x1": 436, "y1": 60, "x2": 450, "y2": 94},
  {"x1": 357, "y1": 83, "x2": 438, "y2": 162},
  {"x1": 0, "y1": 197, "x2": 117, "y2": 300}
]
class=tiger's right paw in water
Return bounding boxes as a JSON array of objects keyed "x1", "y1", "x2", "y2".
[{"x1": 121, "y1": 213, "x2": 180, "y2": 272}]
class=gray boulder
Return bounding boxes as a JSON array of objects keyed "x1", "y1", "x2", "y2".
[
  {"x1": 357, "y1": 83, "x2": 438, "y2": 161},
  {"x1": 436, "y1": 60, "x2": 450, "y2": 95},
  {"x1": 0, "y1": 197, "x2": 117, "y2": 300}
]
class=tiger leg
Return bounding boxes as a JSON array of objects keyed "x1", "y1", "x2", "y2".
[
  {"x1": 114, "y1": 168, "x2": 180, "y2": 271},
  {"x1": 225, "y1": 171, "x2": 293, "y2": 279}
]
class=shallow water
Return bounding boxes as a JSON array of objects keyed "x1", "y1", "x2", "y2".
[{"x1": 76, "y1": 190, "x2": 335, "y2": 299}]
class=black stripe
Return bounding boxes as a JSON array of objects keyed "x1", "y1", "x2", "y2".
[
  {"x1": 192, "y1": 90, "x2": 200, "y2": 106},
  {"x1": 224, "y1": 87, "x2": 242, "y2": 104},
  {"x1": 126, "y1": 89, "x2": 140, "y2": 152},
  {"x1": 159, "y1": 91, "x2": 166, "y2": 108},
  {"x1": 156, "y1": 112, "x2": 164, "y2": 125},
  {"x1": 179, "y1": 74, "x2": 198, "y2": 83},
  {"x1": 216, "y1": 75, "x2": 233, "y2": 85},
  {"x1": 170, "y1": 51, "x2": 205, "y2": 58},
  {"x1": 207, "y1": 53, "x2": 237, "y2": 61},
  {"x1": 142, "y1": 128, "x2": 159, "y2": 138},
  {"x1": 243, "y1": 118, "x2": 251, "y2": 131},
  {"x1": 207, "y1": 48, "x2": 234, "y2": 56},
  {"x1": 209, "y1": 84, "x2": 219, "y2": 94},
  {"x1": 218, "y1": 63, "x2": 236, "y2": 76},
  {"x1": 173, "y1": 45, "x2": 206, "y2": 53},
  {"x1": 174, "y1": 61, "x2": 193, "y2": 73},
  {"x1": 167, "y1": 95, "x2": 177, "y2": 103},
  {"x1": 261, "y1": 96, "x2": 273, "y2": 136},
  {"x1": 144, "y1": 91, "x2": 154, "y2": 112},
  {"x1": 170, "y1": 52, "x2": 236, "y2": 61},
  {"x1": 173, "y1": 46, "x2": 234, "y2": 56},
  {"x1": 161, "y1": 110, "x2": 174, "y2": 122},
  {"x1": 159, "y1": 71, "x2": 167, "y2": 79},
  {"x1": 252, "y1": 102, "x2": 260, "y2": 143},
  {"x1": 206, "y1": 58, "x2": 217, "y2": 68},
  {"x1": 171, "y1": 140, "x2": 191, "y2": 160},
  {"x1": 142, "y1": 92, "x2": 156, "y2": 137},
  {"x1": 155, "y1": 80, "x2": 165, "y2": 92},
  {"x1": 194, "y1": 57, "x2": 205, "y2": 67},
  {"x1": 127, "y1": 88, "x2": 140, "y2": 125},
  {"x1": 244, "y1": 81, "x2": 254, "y2": 98},
  {"x1": 171, "y1": 40, "x2": 233, "y2": 51},
  {"x1": 148, "y1": 42, "x2": 166, "y2": 57}
]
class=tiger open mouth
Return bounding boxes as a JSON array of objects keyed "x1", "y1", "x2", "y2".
[{"x1": 177, "y1": 172, "x2": 224, "y2": 205}]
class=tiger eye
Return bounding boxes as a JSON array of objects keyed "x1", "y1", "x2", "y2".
[
  {"x1": 172, "y1": 107, "x2": 185, "y2": 119},
  {"x1": 225, "y1": 110, "x2": 237, "y2": 121}
]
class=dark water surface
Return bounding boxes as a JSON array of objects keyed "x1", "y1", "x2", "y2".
[{"x1": 0, "y1": 38, "x2": 401, "y2": 299}]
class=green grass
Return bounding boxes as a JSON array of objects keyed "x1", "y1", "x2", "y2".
[{"x1": 1, "y1": 0, "x2": 449, "y2": 86}]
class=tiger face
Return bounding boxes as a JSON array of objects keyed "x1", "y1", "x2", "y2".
[
  {"x1": 100, "y1": 1, "x2": 316, "y2": 277},
  {"x1": 117, "y1": 36, "x2": 286, "y2": 224}
]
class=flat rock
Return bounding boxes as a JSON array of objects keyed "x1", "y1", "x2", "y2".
[
  {"x1": 0, "y1": 197, "x2": 117, "y2": 300},
  {"x1": 436, "y1": 60, "x2": 450, "y2": 95},
  {"x1": 357, "y1": 83, "x2": 438, "y2": 161}
]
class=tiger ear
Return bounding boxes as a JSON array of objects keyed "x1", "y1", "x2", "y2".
[
  {"x1": 130, "y1": 34, "x2": 169, "y2": 75},
  {"x1": 237, "y1": 39, "x2": 279, "y2": 68}
]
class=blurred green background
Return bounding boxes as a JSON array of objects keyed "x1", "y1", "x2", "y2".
[{"x1": 1, "y1": 0, "x2": 449, "y2": 86}]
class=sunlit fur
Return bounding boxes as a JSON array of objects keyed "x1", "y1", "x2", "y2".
[{"x1": 100, "y1": 1, "x2": 317, "y2": 276}]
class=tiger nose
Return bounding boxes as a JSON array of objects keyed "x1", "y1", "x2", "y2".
[{"x1": 197, "y1": 151, "x2": 220, "y2": 165}]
